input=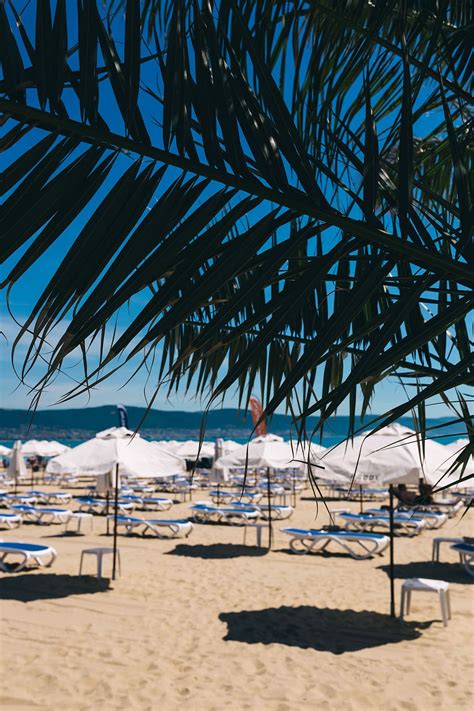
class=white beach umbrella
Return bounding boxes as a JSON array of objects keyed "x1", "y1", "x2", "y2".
[
  {"x1": 215, "y1": 434, "x2": 318, "y2": 471},
  {"x1": 220, "y1": 439, "x2": 240, "y2": 455},
  {"x1": 313, "y1": 423, "x2": 451, "y2": 487},
  {"x1": 444, "y1": 438, "x2": 469, "y2": 453},
  {"x1": 46, "y1": 428, "x2": 186, "y2": 479},
  {"x1": 21, "y1": 439, "x2": 70, "y2": 458},
  {"x1": 170, "y1": 440, "x2": 216, "y2": 460},
  {"x1": 7, "y1": 441, "x2": 27, "y2": 485},
  {"x1": 95, "y1": 426, "x2": 136, "y2": 439},
  {"x1": 0, "y1": 445, "x2": 11, "y2": 457}
]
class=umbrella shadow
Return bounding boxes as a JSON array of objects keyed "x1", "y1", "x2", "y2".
[
  {"x1": 219, "y1": 606, "x2": 431, "y2": 654},
  {"x1": 0, "y1": 573, "x2": 110, "y2": 601},
  {"x1": 167, "y1": 543, "x2": 269, "y2": 559},
  {"x1": 377, "y1": 561, "x2": 474, "y2": 584}
]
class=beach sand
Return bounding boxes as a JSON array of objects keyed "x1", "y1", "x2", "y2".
[{"x1": 0, "y1": 485, "x2": 473, "y2": 710}]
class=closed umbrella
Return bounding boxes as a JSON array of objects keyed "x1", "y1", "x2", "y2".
[
  {"x1": 210, "y1": 439, "x2": 229, "y2": 504},
  {"x1": 7, "y1": 441, "x2": 27, "y2": 494}
]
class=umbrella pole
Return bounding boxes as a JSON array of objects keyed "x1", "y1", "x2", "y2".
[
  {"x1": 266, "y1": 467, "x2": 272, "y2": 549},
  {"x1": 292, "y1": 470, "x2": 296, "y2": 508},
  {"x1": 112, "y1": 464, "x2": 119, "y2": 581},
  {"x1": 106, "y1": 491, "x2": 110, "y2": 536},
  {"x1": 389, "y1": 484, "x2": 395, "y2": 617},
  {"x1": 359, "y1": 485, "x2": 363, "y2": 514}
]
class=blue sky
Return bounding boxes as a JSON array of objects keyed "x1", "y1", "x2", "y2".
[{"x1": 0, "y1": 2, "x2": 463, "y2": 420}]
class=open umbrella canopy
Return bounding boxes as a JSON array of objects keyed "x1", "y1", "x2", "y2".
[
  {"x1": 215, "y1": 434, "x2": 320, "y2": 471},
  {"x1": 46, "y1": 428, "x2": 185, "y2": 478},
  {"x1": 7, "y1": 441, "x2": 27, "y2": 480},
  {"x1": 313, "y1": 423, "x2": 451, "y2": 487},
  {"x1": 444, "y1": 438, "x2": 470, "y2": 453},
  {"x1": 21, "y1": 440, "x2": 70, "y2": 458},
  {"x1": 0, "y1": 445, "x2": 11, "y2": 457},
  {"x1": 166, "y1": 440, "x2": 216, "y2": 460}
]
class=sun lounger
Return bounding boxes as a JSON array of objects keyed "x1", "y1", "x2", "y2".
[
  {"x1": 219, "y1": 500, "x2": 295, "y2": 520},
  {"x1": 26, "y1": 490, "x2": 72, "y2": 505},
  {"x1": 282, "y1": 527, "x2": 389, "y2": 559},
  {"x1": 9, "y1": 505, "x2": 73, "y2": 525},
  {"x1": 257, "y1": 504, "x2": 294, "y2": 520},
  {"x1": 209, "y1": 490, "x2": 263, "y2": 505},
  {"x1": 338, "y1": 512, "x2": 425, "y2": 536},
  {"x1": 4, "y1": 494, "x2": 38, "y2": 506},
  {"x1": 77, "y1": 497, "x2": 134, "y2": 515},
  {"x1": 191, "y1": 503, "x2": 259, "y2": 524},
  {"x1": 109, "y1": 515, "x2": 193, "y2": 538},
  {"x1": 451, "y1": 543, "x2": 474, "y2": 576},
  {"x1": 367, "y1": 507, "x2": 447, "y2": 529},
  {"x1": 0, "y1": 512, "x2": 22, "y2": 529},
  {"x1": 140, "y1": 497, "x2": 173, "y2": 511},
  {"x1": 0, "y1": 541, "x2": 57, "y2": 572},
  {"x1": 424, "y1": 499, "x2": 464, "y2": 517}
]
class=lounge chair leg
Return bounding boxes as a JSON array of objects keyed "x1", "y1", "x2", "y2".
[
  {"x1": 406, "y1": 590, "x2": 411, "y2": 615},
  {"x1": 400, "y1": 588, "x2": 406, "y2": 619}
]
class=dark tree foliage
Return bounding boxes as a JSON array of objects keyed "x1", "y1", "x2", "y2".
[{"x1": 0, "y1": 0, "x2": 472, "y2": 478}]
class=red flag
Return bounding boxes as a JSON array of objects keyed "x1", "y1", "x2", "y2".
[{"x1": 249, "y1": 395, "x2": 267, "y2": 436}]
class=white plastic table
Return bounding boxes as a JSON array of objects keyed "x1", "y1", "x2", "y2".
[
  {"x1": 243, "y1": 522, "x2": 268, "y2": 547},
  {"x1": 65, "y1": 512, "x2": 94, "y2": 534},
  {"x1": 431, "y1": 536, "x2": 463, "y2": 562},
  {"x1": 400, "y1": 577, "x2": 451, "y2": 627},
  {"x1": 79, "y1": 547, "x2": 120, "y2": 578}
]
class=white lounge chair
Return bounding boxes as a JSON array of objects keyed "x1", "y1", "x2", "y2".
[
  {"x1": 4, "y1": 494, "x2": 38, "y2": 506},
  {"x1": 451, "y1": 542, "x2": 474, "y2": 576},
  {"x1": 27, "y1": 490, "x2": 72, "y2": 505},
  {"x1": 191, "y1": 503, "x2": 259, "y2": 524},
  {"x1": 9, "y1": 505, "x2": 73, "y2": 525},
  {"x1": 109, "y1": 515, "x2": 193, "y2": 538},
  {"x1": 367, "y1": 507, "x2": 447, "y2": 529},
  {"x1": 209, "y1": 490, "x2": 263, "y2": 505},
  {"x1": 0, "y1": 541, "x2": 57, "y2": 572},
  {"x1": 282, "y1": 527, "x2": 389, "y2": 559},
  {"x1": 209, "y1": 500, "x2": 295, "y2": 521},
  {"x1": 77, "y1": 497, "x2": 134, "y2": 515},
  {"x1": 0, "y1": 512, "x2": 22, "y2": 529},
  {"x1": 338, "y1": 512, "x2": 425, "y2": 536},
  {"x1": 418, "y1": 499, "x2": 464, "y2": 518},
  {"x1": 140, "y1": 496, "x2": 174, "y2": 511}
]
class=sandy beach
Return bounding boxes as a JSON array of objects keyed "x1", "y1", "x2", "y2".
[{"x1": 1, "y1": 486, "x2": 473, "y2": 711}]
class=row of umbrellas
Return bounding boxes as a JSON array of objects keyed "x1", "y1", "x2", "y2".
[
  {"x1": 0, "y1": 440, "x2": 70, "y2": 458},
  {"x1": 1, "y1": 426, "x2": 470, "y2": 488}
]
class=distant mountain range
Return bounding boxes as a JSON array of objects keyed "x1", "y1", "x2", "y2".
[{"x1": 0, "y1": 405, "x2": 460, "y2": 443}]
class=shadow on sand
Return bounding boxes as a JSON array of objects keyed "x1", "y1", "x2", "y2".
[
  {"x1": 167, "y1": 543, "x2": 269, "y2": 559},
  {"x1": 0, "y1": 574, "x2": 110, "y2": 602},
  {"x1": 378, "y1": 561, "x2": 474, "y2": 585},
  {"x1": 219, "y1": 606, "x2": 431, "y2": 654}
]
